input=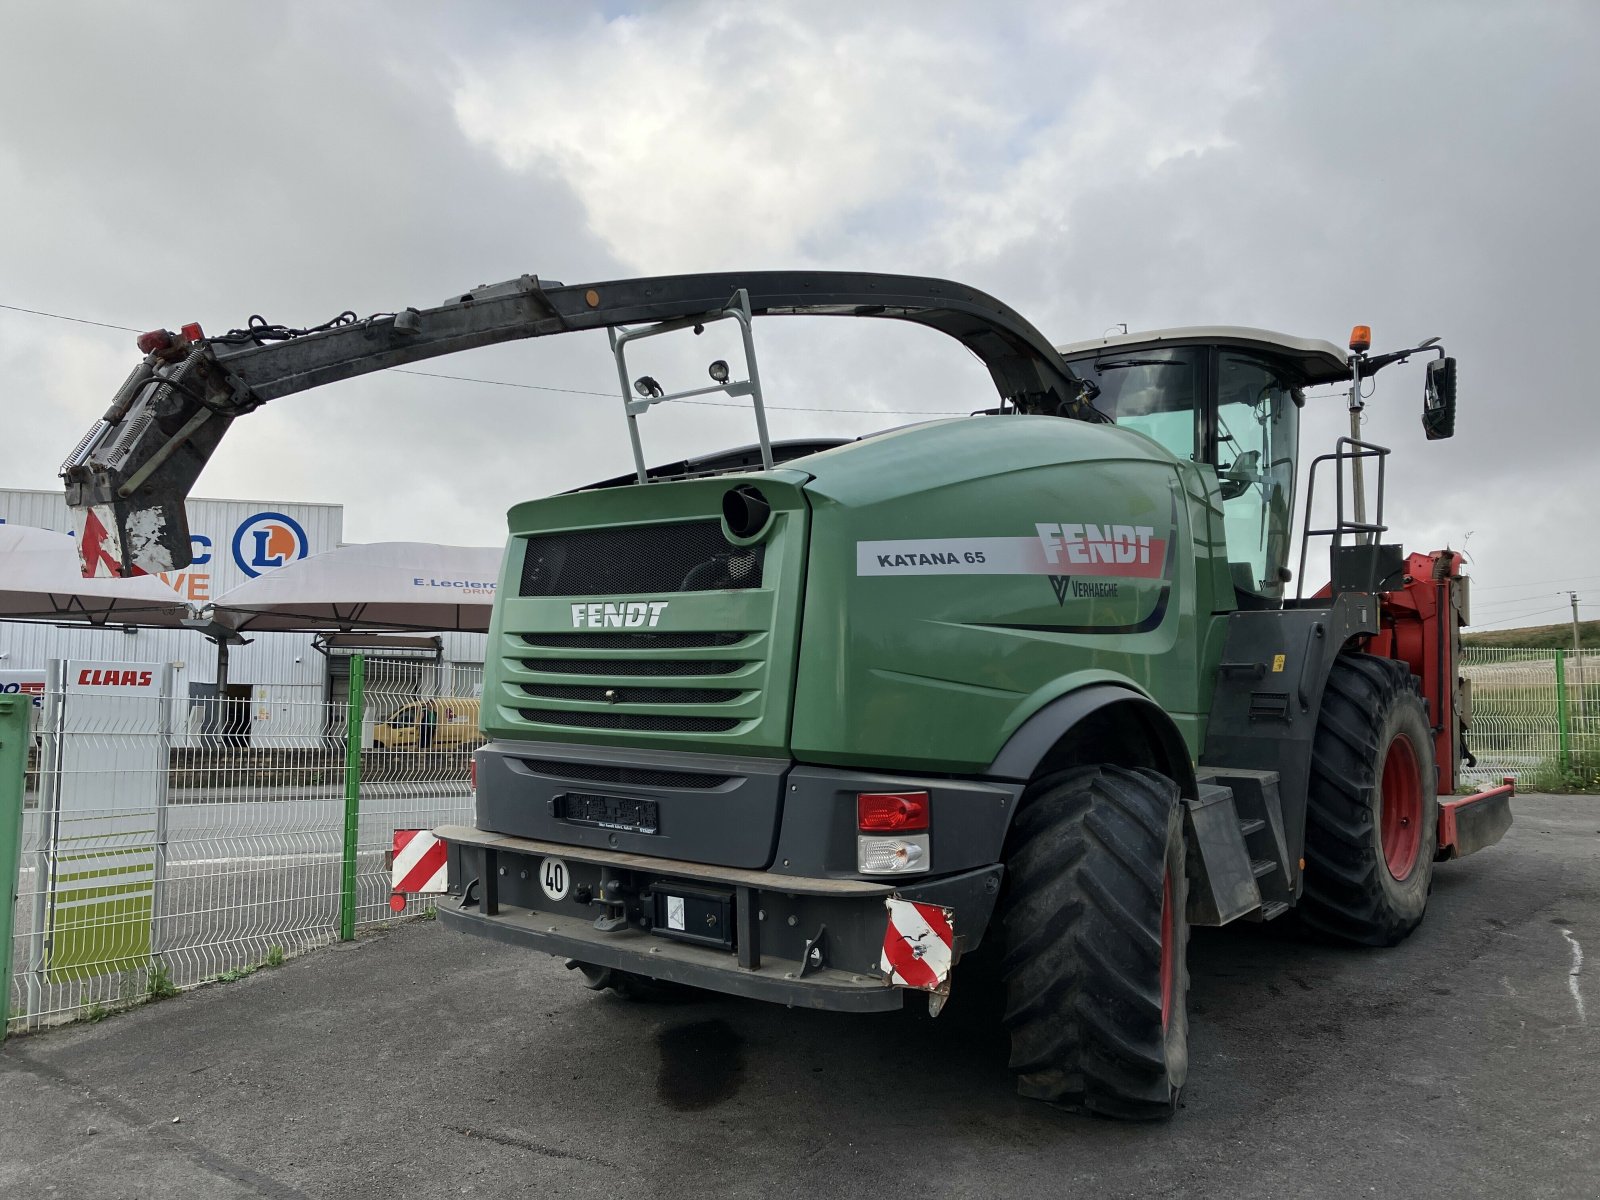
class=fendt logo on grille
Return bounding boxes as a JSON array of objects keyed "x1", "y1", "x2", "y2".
[{"x1": 569, "y1": 600, "x2": 670, "y2": 628}]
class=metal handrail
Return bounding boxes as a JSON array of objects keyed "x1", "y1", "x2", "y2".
[{"x1": 1295, "y1": 436, "x2": 1390, "y2": 602}]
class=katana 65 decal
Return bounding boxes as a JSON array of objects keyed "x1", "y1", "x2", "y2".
[
  {"x1": 856, "y1": 501, "x2": 1180, "y2": 632},
  {"x1": 856, "y1": 522, "x2": 1166, "y2": 579}
]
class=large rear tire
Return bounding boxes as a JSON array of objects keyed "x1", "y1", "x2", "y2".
[
  {"x1": 1300, "y1": 653, "x2": 1438, "y2": 947},
  {"x1": 999, "y1": 765, "x2": 1189, "y2": 1120}
]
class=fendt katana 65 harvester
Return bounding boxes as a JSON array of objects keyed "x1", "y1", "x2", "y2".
[{"x1": 64, "y1": 272, "x2": 1512, "y2": 1118}]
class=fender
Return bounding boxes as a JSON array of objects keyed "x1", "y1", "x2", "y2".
[{"x1": 986, "y1": 683, "x2": 1198, "y2": 800}]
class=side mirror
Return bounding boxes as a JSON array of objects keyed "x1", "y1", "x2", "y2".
[{"x1": 1423, "y1": 357, "x2": 1456, "y2": 440}]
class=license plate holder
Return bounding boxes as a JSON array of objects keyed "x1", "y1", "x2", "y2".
[
  {"x1": 555, "y1": 791, "x2": 660, "y2": 835},
  {"x1": 651, "y1": 884, "x2": 734, "y2": 949}
]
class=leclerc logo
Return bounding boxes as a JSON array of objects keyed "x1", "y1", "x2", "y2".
[{"x1": 232, "y1": 512, "x2": 310, "y2": 578}]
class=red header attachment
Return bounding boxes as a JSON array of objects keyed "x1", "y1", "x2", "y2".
[{"x1": 858, "y1": 791, "x2": 929, "y2": 833}]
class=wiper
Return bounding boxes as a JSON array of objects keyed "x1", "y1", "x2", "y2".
[{"x1": 1093, "y1": 358, "x2": 1187, "y2": 371}]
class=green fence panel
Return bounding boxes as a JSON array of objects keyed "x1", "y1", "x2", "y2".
[
  {"x1": 340, "y1": 654, "x2": 365, "y2": 942},
  {"x1": 0, "y1": 697, "x2": 28, "y2": 1040},
  {"x1": 1554, "y1": 649, "x2": 1570, "y2": 770}
]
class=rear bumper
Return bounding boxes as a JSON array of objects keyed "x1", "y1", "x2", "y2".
[
  {"x1": 434, "y1": 823, "x2": 1003, "y2": 1012},
  {"x1": 1436, "y1": 780, "x2": 1515, "y2": 860},
  {"x1": 437, "y1": 904, "x2": 902, "y2": 1011}
]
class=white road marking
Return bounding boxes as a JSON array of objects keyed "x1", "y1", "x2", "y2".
[{"x1": 1562, "y1": 928, "x2": 1585, "y2": 1023}]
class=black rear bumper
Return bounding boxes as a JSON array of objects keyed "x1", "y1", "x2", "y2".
[
  {"x1": 434, "y1": 823, "x2": 1003, "y2": 1012},
  {"x1": 438, "y1": 903, "x2": 902, "y2": 1011}
]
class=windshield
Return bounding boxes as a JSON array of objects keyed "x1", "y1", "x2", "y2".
[
  {"x1": 1216, "y1": 353, "x2": 1300, "y2": 597},
  {"x1": 1074, "y1": 348, "x2": 1202, "y2": 461}
]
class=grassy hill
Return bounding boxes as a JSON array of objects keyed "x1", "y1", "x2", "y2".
[{"x1": 1462, "y1": 619, "x2": 1600, "y2": 649}]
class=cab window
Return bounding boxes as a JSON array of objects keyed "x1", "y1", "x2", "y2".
[
  {"x1": 1079, "y1": 347, "x2": 1202, "y2": 462},
  {"x1": 1214, "y1": 353, "x2": 1300, "y2": 597},
  {"x1": 389, "y1": 704, "x2": 419, "y2": 727}
]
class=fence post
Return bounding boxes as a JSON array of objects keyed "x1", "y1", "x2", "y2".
[
  {"x1": 0, "y1": 697, "x2": 28, "y2": 1041},
  {"x1": 1555, "y1": 649, "x2": 1570, "y2": 772},
  {"x1": 340, "y1": 654, "x2": 365, "y2": 942}
]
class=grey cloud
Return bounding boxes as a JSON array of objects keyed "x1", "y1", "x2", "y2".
[{"x1": 1, "y1": 0, "x2": 1595, "y2": 623}]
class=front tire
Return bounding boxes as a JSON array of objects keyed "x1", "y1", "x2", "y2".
[
  {"x1": 999, "y1": 765, "x2": 1189, "y2": 1120},
  {"x1": 1300, "y1": 654, "x2": 1438, "y2": 946},
  {"x1": 569, "y1": 961, "x2": 699, "y2": 1001}
]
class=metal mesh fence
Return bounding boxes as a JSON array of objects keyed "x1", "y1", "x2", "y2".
[
  {"x1": 6, "y1": 664, "x2": 475, "y2": 1033},
  {"x1": 7, "y1": 646, "x2": 1590, "y2": 1030},
  {"x1": 1459, "y1": 646, "x2": 1600, "y2": 788}
]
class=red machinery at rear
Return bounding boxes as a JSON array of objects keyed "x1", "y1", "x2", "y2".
[{"x1": 1372, "y1": 548, "x2": 1514, "y2": 857}]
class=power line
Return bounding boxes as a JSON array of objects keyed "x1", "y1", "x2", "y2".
[
  {"x1": 389, "y1": 366, "x2": 969, "y2": 415},
  {"x1": 1472, "y1": 590, "x2": 1585, "y2": 612},
  {"x1": 1472, "y1": 573, "x2": 1600, "y2": 593},
  {"x1": 1465, "y1": 604, "x2": 1572, "y2": 630},
  {"x1": 2, "y1": 299, "x2": 971, "y2": 417},
  {"x1": 0, "y1": 302, "x2": 140, "y2": 334},
  {"x1": 389, "y1": 368, "x2": 617, "y2": 400}
]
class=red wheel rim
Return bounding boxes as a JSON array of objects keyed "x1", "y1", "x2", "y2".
[
  {"x1": 1159, "y1": 869, "x2": 1174, "y2": 1031},
  {"x1": 1380, "y1": 733, "x2": 1423, "y2": 880}
]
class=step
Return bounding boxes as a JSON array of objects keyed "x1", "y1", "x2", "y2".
[
  {"x1": 1259, "y1": 900, "x2": 1290, "y2": 921},
  {"x1": 1238, "y1": 817, "x2": 1267, "y2": 837},
  {"x1": 1250, "y1": 858, "x2": 1279, "y2": 879}
]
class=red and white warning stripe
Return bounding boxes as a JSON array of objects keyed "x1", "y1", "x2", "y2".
[
  {"x1": 880, "y1": 897, "x2": 954, "y2": 991},
  {"x1": 389, "y1": 829, "x2": 448, "y2": 913}
]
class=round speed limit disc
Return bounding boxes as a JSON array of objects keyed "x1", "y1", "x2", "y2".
[{"x1": 538, "y1": 856, "x2": 570, "y2": 902}]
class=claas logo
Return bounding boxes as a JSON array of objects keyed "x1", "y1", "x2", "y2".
[{"x1": 77, "y1": 669, "x2": 154, "y2": 687}]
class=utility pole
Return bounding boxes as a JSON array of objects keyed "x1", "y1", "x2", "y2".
[{"x1": 1568, "y1": 591, "x2": 1585, "y2": 720}]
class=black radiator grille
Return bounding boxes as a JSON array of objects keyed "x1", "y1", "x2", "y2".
[
  {"x1": 517, "y1": 709, "x2": 743, "y2": 733},
  {"x1": 522, "y1": 657, "x2": 742, "y2": 678},
  {"x1": 519, "y1": 684, "x2": 741, "y2": 704},
  {"x1": 519, "y1": 631, "x2": 746, "y2": 650},
  {"x1": 519, "y1": 521, "x2": 765, "y2": 596}
]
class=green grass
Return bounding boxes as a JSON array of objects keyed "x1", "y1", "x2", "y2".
[
  {"x1": 1523, "y1": 751, "x2": 1600, "y2": 794},
  {"x1": 145, "y1": 961, "x2": 179, "y2": 1001},
  {"x1": 1463, "y1": 620, "x2": 1600, "y2": 650},
  {"x1": 212, "y1": 945, "x2": 288, "y2": 984}
]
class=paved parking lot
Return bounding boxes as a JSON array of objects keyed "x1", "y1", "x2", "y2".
[{"x1": 2, "y1": 793, "x2": 1596, "y2": 1199}]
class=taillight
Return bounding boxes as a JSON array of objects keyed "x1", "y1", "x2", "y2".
[
  {"x1": 181, "y1": 321, "x2": 204, "y2": 342},
  {"x1": 136, "y1": 329, "x2": 173, "y2": 355},
  {"x1": 857, "y1": 791, "x2": 929, "y2": 833},
  {"x1": 469, "y1": 759, "x2": 477, "y2": 794},
  {"x1": 857, "y1": 791, "x2": 930, "y2": 876}
]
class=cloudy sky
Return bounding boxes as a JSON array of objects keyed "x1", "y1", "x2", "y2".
[{"x1": 2, "y1": 1, "x2": 1596, "y2": 630}]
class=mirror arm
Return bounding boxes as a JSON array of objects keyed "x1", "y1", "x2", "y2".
[{"x1": 1359, "y1": 339, "x2": 1446, "y2": 377}]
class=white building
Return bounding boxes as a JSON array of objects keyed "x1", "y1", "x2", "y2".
[{"x1": 0, "y1": 488, "x2": 488, "y2": 740}]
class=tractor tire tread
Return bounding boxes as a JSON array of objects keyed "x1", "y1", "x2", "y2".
[
  {"x1": 999, "y1": 765, "x2": 1188, "y2": 1120},
  {"x1": 1299, "y1": 653, "x2": 1438, "y2": 947}
]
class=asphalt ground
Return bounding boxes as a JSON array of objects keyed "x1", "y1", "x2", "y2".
[{"x1": 2, "y1": 793, "x2": 1596, "y2": 1199}]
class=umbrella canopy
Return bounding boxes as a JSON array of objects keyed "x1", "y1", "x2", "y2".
[
  {"x1": 210, "y1": 541, "x2": 504, "y2": 633},
  {"x1": 0, "y1": 524, "x2": 197, "y2": 626}
]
